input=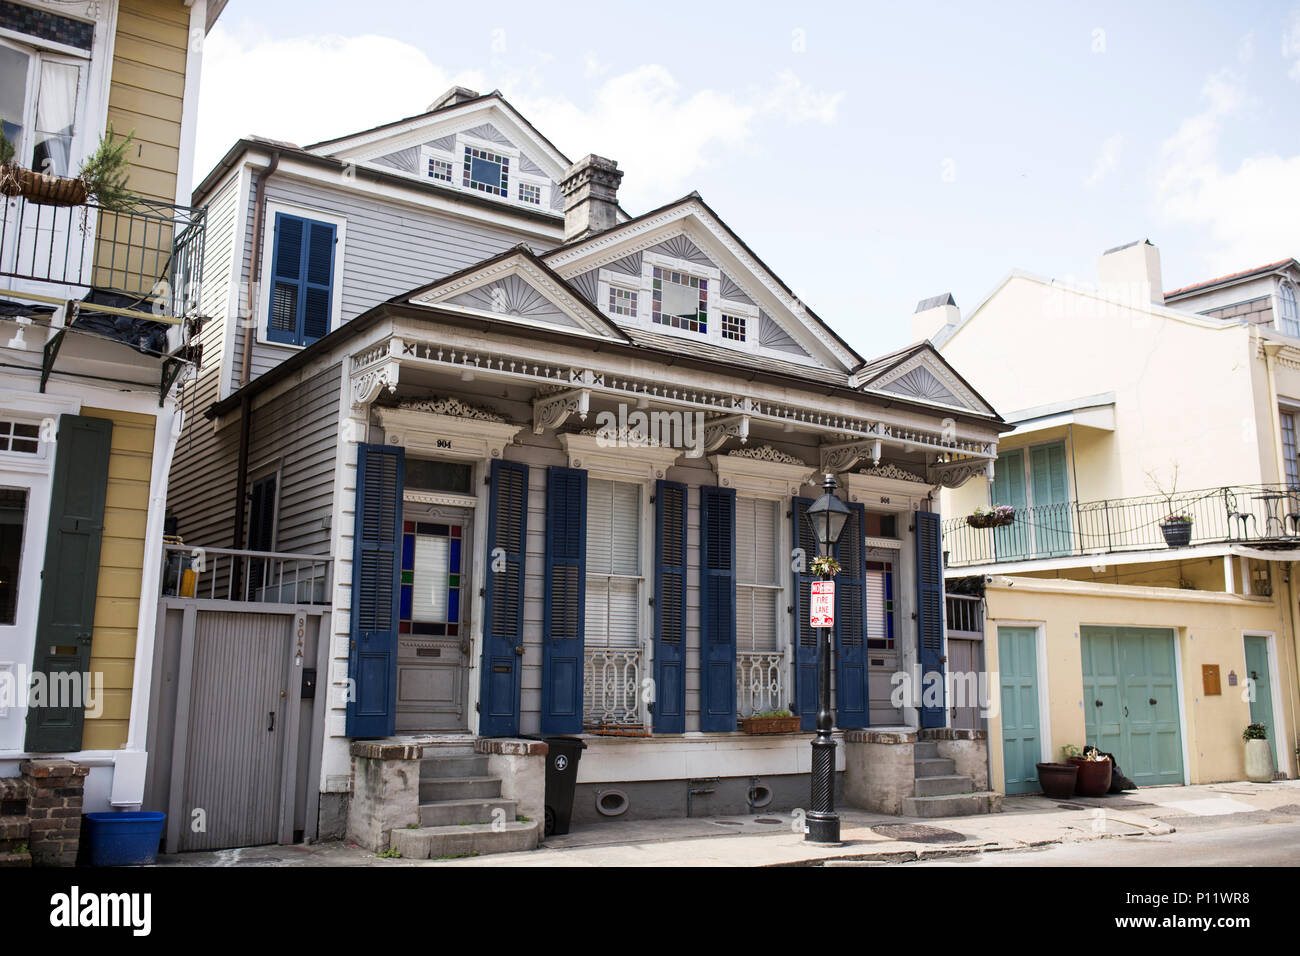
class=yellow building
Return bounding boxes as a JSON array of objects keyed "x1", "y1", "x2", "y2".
[
  {"x1": 930, "y1": 242, "x2": 1300, "y2": 793},
  {"x1": 0, "y1": 0, "x2": 220, "y2": 809}
]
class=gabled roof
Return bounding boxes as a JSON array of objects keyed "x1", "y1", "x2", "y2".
[
  {"x1": 541, "y1": 192, "x2": 866, "y2": 371},
  {"x1": 1165, "y1": 258, "x2": 1300, "y2": 299},
  {"x1": 852, "y1": 341, "x2": 1001, "y2": 419}
]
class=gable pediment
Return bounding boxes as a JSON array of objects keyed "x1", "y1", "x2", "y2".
[
  {"x1": 859, "y1": 346, "x2": 997, "y2": 416},
  {"x1": 543, "y1": 199, "x2": 854, "y2": 372},
  {"x1": 406, "y1": 252, "x2": 628, "y2": 341}
]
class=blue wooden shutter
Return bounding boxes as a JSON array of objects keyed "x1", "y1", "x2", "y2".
[
  {"x1": 266, "y1": 212, "x2": 335, "y2": 347},
  {"x1": 915, "y1": 509, "x2": 946, "y2": 728},
  {"x1": 653, "y1": 480, "x2": 687, "y2": 733},
  {"x1": 480, "y1": 459, "x2": 528, "y2": 736},
  {"x1": 24, "y1": 414, "x2": 112, "y2": 753},
  {"x1": 791, "y1": 496, "x2": 819, "y2": 730},
  {"x1": 301, "y1": 220, "x2": 336, "y2": 344},
  {"x1": 346, "y1": 443, "x2": 404, "y2": 738},
  {"x1": 699, "y1": 485, "x2": 736, "y2": 732},
  {"x1": 542, "y1": 466, "x2": 586, "y2": 734},
  {"x1": 834, "y1": 502, "x2": 869, "y2": 729}
]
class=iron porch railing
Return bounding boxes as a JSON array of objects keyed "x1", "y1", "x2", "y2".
[
  {"x1": 161, "y1": 544, "x2": 332, "y2": 606},
  {"x1": 944, "y1": 483, "x2": 1300, "y2": 569},
  {"x1": 946, "y1": 593, "x2": 984, "y2": 638},
  {"x1": 0, "y1": 193, "x2": 205, "y2": 319}
]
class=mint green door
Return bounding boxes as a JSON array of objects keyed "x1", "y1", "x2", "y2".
[
  {"x1": 998, "y1": 626, "x2": 1042, "y2": 794},
  {"x1": 1244, "y1": 636, "x2": 1275, "y2": 740},
  {"x1": 1082, "y1": 626, "x2": 1184, "y2": 787}
]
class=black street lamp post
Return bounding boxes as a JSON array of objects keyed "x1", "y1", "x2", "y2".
[{"x1": 804, "y1": 472, "x2": 850, "y2": 844}]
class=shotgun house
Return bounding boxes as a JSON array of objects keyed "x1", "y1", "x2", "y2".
[
  {"x1": 159, "y1": 87, "x2": 1005, "y2": 853},
  {"x1": 0, "y1": 0, "x2": 219, "y2": 840}
]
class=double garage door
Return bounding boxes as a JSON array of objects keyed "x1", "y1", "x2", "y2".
[{"x1": 1081, "y1": 626, "x2": 1184, "y2": 787}]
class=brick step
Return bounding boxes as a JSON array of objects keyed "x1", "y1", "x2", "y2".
[
  {"x1": 913, "y1": 741, "x2": 940, "y2": 759},
  {"x1": 390, "y1": 820, "x2": 540, "y2": 860},
  {"x1": 0, "y1": 850, "x2": 32, "y2": 867},
  {"x1": 419, "y1": 755, "x2": 490, "y2": 779},
  {"x1": 419, "y1": 776, "x2": 502, "y2": 802},
  {"x1": 914, "y1": 774, "x2": 974, "y2": 797},
  {"x1": 913, "y1": 757, "x2": 956, "y2": 778},
  {"x1": 901, "y1": 792, "x2": 1002, "y2": 818},
  {"x1": 419, "y1": 797, "x2": 518, "y2": 827}
]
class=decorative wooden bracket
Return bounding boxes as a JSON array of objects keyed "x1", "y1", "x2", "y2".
[
  {"x1": 40, "y1": 330, "x2": 66, "y2": 394},
  {"x1": 928, "y1": 457, "x2": 995, "y2": 488},
  {"x1": 350, "y1": 338, "x2": 402, "y2": 408},
  {"x1": 532, "y1": 387, "x2": 589, "y2": 434},
  {"x1": 818, "y1": 438, "x2": 882, "y2": 474},
  {"x1": 702, "y1": 413, "x2": 749, "y2": 452}
]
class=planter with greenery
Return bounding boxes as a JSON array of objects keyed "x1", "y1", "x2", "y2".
[
  {"x1": 0, "y1": 124, "x2": 135, "y2": 209},
  {"x1": 966, "y1": 504, "x2": 1015, "y2": 529},
  {"x1": 1243, "y1": 722, "x2": 1274, "y2": 782},
  {"x1": 1035, "y1": 761, "x2": 1078, "y2": 798},
  {"x1": 809, "y1": 555, "x2": 840, "y2": 577},
  {"x1": 1159, "y1": 513, "x2": 1194, "y2": 548},
  {"x1": 1062, "y1": 744, "x2": 1112, "y2": 796},
  {"x1": 742, "y1": 709, "x2": 801, "y2": 734}
]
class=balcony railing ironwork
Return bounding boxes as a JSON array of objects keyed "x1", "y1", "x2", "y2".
[
  {"x1": 944, "y1": 483, "x2": 1300, "y2": 569},
  {"x1": 1, "y1": 193, "x2": 205, "y2": 319},
  {"x1": 945, "y1": 593, "x2": 984, "y2": 638}
]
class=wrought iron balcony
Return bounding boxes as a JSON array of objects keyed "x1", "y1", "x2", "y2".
[
  {"x1": 0, "y1": 193, "x2": 205, "y2": 320},
  {"x1": 943, "y1": 484, "x2": 1300, "y2": 569}
]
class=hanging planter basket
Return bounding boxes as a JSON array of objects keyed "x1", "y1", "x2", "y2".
[
  {"x1": 0, "y1": 163, "x2": 89, "y2": 207},
  {"x1": 966, "y1": 511, "x2": 1015, "y2": 529}
]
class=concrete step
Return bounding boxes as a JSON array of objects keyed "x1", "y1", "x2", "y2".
[
  {"x1": 420, "y1": 755, "x2": 490, "y2": 779},
  {"x1": 419, "y1": 797, "x2": 518, "y2": 827},
  {"x1": 390, "y1": 820, "x2": 540, "y2": 860},
  {"x1": 419, "y1": 776, "x2": 502, "y2": 802},
  {"x1": 902, "y1": 791, "x2": 1002, "y2": 818},
  {"x1": 913, "y1": 741, "x2": 940, "y2": 759},
  {"x1": 914, "y1": 774, "x2": 974, "y2": 797},
  {"x1": 913, "y1": 757, "x2": 956, "y2": 778}
]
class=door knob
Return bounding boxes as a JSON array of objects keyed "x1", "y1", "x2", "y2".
[
  {"x1": 1122, "y1": 706, "x2": 1128, "y2": 718},
  {"x1": 1149, "y1": 698, "x2": 1157, "y2": 706},
  {"x1": 514, "y1": 645, "x2": 525, "y2": 656},
  {"x1": 267, "y1": 711, "x2": 275, "y2": 732},
  {"x1": 1094, "y1": 700, "x2": 1103, "y2": 707}
]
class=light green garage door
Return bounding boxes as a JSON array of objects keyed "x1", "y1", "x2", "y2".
[{"x1": 1081, "y1": 626, "x2": 1184, "y2": 787}]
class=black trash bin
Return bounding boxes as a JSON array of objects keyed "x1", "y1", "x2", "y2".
[{"x1": 542, "y1": 736, "x2": 587, "y2": 836}]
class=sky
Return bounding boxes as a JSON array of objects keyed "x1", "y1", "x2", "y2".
[{"x1": 195, "y1": 1, "x2": 1300, "y2": 359}]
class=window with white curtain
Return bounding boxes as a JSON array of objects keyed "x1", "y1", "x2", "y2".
[
  {"x1": 0, "y1": 37, "x2": 83, "y2": 178},
  {"x1": 735, "y1": 497, "x2": 780, "y2": 652},
  {"x1": 585, "y1": 478, "x2": 642, "y2": 648},
  {"x1": 1279, "y1": 281, "x2": 1300, "y2": 338}
]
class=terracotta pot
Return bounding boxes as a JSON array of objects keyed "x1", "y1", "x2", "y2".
[
  {"x1": 742, "y1": 716, "x2": 801, "y2": 734},
  {"x1": 1245, "y1": 738, "x2": 1274, "y2": 782},
  {"x1": 1069, "y1": 757, "x2": 1113, "y2": 796},
  {"x1": 1035, "y1": 762, "x2": 1078, "y2": 798}
]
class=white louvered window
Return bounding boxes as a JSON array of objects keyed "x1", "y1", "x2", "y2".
[
  {"x1": 735, "y1": 497, "x2": 783, "y2": 716},
  {"x1": 584, "y1": 478, "x2": 644, "y2": 727}
]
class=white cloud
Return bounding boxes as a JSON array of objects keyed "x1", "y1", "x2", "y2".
[
  {"x1": 1156, "y1": 70, "x2": 1300, "y2": 272},
  {"x1": 1286, "y1": 11, "x2": 1300, "y2": 80},
  {"x1": 1084, "y1": 133, "x2": 1122, "y2": 187},
  {"x1": 195, "y1": 27, "x2": 843, "y2": 209}
]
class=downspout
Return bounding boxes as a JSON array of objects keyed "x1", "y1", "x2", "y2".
[{"x1": 233, "y1": 151, "x2": 280, "y2": 554}]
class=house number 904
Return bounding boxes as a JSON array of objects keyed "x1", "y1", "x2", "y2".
[{"x1": 436, "y1": 439, "x2": 452, "y2": 449}]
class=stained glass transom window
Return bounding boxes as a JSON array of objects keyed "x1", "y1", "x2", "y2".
[
  {"x1": 721, "y1": 313, "x2": 746, "y2": 341},
  {"x1": 652, "y1": 267, "x2": 708, "y2": 333},
  {"x1": 463, "y1": 146, "x2": 509, "y2": 196},
  {"x1": 400, "y1": 522, "x2": 462, "y2": 636},
  {"x1": 428, "y1": 157, "x2": 453, "y2": 182},
  {"x1": 609, "y1": 287, "x2": 637, "y2": 316}
]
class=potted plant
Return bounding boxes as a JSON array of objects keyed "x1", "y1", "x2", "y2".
[
  {"x1": 966, "y1": 504, "x2": 1015, "y2": 529},
  {"x1": 1159, "y1": 512, "x2": 1194, "y2": 548},
  {"x1": 1062, "y1": 744, "x2": 1112, "y2": 796},
  {"x1": 810, "y1": 555, "x2": 840, "y2": 577},
  {"x1": 742, "y1": 709, "x2": 801, "y2": 734},
  {"x1": 1035, "y1": 760, "x2": 1078, "y2": 798},
  {"x1": 1243, "y1": 722, "x2": 1274, "y2": 783},
  {"x1": 0, "y1": 124, "x2": 135, "y2": 208}
]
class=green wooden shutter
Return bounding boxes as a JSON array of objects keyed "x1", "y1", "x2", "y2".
[
  {"x1": 992, "y1": 448, "x2": 1028, "y2": 560},
  {"x1": 25, "y1": 414, "x2": 113, "y2": 753},
  {"x1": 1030, "y1": 443, "x2": 1071, "y2": 555}
]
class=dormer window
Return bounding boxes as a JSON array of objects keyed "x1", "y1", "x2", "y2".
[
  {"x1": 652, "y1": 267, "x2": 708, "y2": 334},
  {"x1": 721, "y1": 313, "x2": 746, "y2": 341},
  {"x1": 427, "y1": 157, "x2": 452, "y2": 182},
  {"x1": 463, "y1": 146, "x2": 509, "y2": 197}
]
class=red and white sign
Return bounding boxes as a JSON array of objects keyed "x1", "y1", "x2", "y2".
[{"x1": 810, "y1": 580, "x2": 835, "y2": 628}]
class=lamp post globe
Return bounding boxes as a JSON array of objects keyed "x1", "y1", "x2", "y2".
[{"x1": 803, "y1": 472, "x2": 846, "y2": 844}]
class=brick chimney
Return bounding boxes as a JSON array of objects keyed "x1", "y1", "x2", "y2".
[
  {"x1": 912, "y1": 293, "x2": 960, "y2": 343},
  {"x1": 559, "y1": 154, "x2": 623, "y2": 243},
  {"x1": 427, "y1": 86, "x2": 480, "y2": 112}
]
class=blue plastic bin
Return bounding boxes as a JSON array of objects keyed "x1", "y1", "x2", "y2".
[{"x1": 84, "y1": 811, "x2": 166, "y2": 866}]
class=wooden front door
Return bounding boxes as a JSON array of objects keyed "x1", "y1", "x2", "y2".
[
  {"x1": 998, "y1": 626, "x2": 1042, "y2": 795},
  {"x1": 395, "y1": 503, "x2": 471, "y2": 732}
]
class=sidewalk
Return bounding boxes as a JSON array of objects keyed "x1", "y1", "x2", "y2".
[{"x1": 156, "y1": 779, "x2": 1300, "y2": 867}]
